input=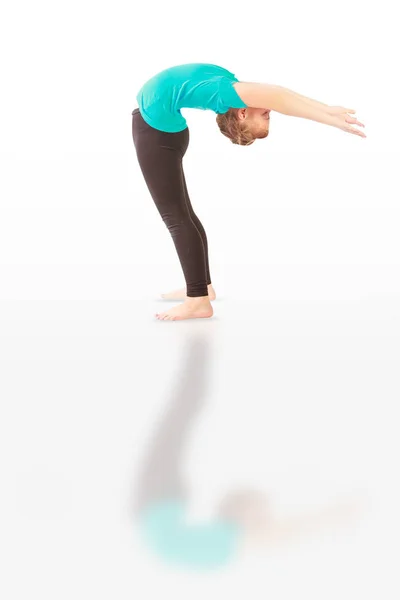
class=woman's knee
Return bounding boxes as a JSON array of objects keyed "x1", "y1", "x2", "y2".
[{"x1": 161, "y1": 209, "x2": 192, "y2": 232}]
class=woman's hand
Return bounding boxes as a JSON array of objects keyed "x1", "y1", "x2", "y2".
[
  {"x1": 328, "y1": 106, "x2": 356, "y2": 115},
  {"x1": 328, "y1": 107, "x2": 366, "y2": 137}
]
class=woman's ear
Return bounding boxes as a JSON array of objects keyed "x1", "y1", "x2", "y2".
[{"x1": 237, "y1": 108, "x2": 247, "y2": 121}]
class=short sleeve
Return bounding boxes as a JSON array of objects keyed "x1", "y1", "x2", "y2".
[{"x1": 216, "y1": 76, "x2": 247, "y2": 113}]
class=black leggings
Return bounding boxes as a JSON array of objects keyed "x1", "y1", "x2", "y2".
[{"x1": 131, "y1": 108, "x2": 211, "y2": 298}]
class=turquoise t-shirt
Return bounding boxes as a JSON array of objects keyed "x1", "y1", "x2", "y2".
[
  {"x1": 139, "y1": 499, "x2": 240, "y2": 570},
  {"x1": 136, "y1": 63, "x2": 247, "y2": 133}
]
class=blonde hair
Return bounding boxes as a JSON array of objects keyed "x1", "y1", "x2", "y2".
[{"x1": 216, "y1": 108, "x2": 256, "y2": 146}]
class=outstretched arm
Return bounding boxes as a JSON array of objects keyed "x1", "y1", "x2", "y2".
[
  {"x1": 233, "y1": 82, "x2": 366, "y2": 137},
  {"x1": 233, "y1": 82, "x2": 333, "y2": 121},
  {"x1": 282, "y1": 89, "x2": 360, "y2": 119}
]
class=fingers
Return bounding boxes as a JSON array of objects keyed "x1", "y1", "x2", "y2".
[
  {"x1": 344, "y1": 114, "x2": 366, "y2": 137},
  {"x1": 350, "y1": 127, "x2": 366, "y2": 137},
  {"x1": 345, "y1": 115, "x2": 365, "y2": 128},
  {"x1": 347, "y1": 126, "x2": 367, "y2": 138}
]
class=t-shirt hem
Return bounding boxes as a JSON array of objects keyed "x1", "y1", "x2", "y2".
[{"x1": 139, "y1": 107, "x2": 188, "y2": 133}]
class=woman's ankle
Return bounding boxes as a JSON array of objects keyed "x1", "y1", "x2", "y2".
[{"x1": 186, "y1": 295, "x2": 210, "y2": 303}]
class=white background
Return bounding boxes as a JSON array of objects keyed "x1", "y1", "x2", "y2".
[{"x1": 1, "y1": 0, "x2": 399, "y2": 598}]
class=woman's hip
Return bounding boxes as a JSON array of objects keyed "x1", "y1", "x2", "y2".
[{"x1": 132, "y1": 108, "x2": 189, "y2": 155}]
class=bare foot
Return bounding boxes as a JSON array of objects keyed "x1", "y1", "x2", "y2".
[
  {"x1": 161, "y1": 284, "x2": 216, "y2": 301},
  {"x1": 155, "y1": 297, "x2": 213, "y2": 321}
]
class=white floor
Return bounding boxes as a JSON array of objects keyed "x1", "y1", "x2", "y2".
[{"x1": 1, "y1": 260, "x2": 399, "y2": 598}]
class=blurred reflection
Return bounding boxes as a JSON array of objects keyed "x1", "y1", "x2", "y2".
[
  {"x1": 134, "y1": 323, "x2": 361, "y2": 571},
  {"x1": 217, "y1": 488, "x2": 360, "y2": 549},
  {"x1": 133, "y1": 321, "x2": 239, "y2": 570}
]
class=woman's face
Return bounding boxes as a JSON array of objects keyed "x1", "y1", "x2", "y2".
[{"x1": 237, "y1": 107, "x2": 270, "y2": 139}]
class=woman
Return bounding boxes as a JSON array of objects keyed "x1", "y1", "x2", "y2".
[{"x1": 131, "y1": 63, "x2": 366, "y2": 321}]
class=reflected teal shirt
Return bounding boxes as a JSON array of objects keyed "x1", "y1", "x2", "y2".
[
  {"x1": 136, "y1": 63, "x2": 247, "y2": 133},
  {"x1": 139, "y1": 500, "x2": 240, "y2": 570}
]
